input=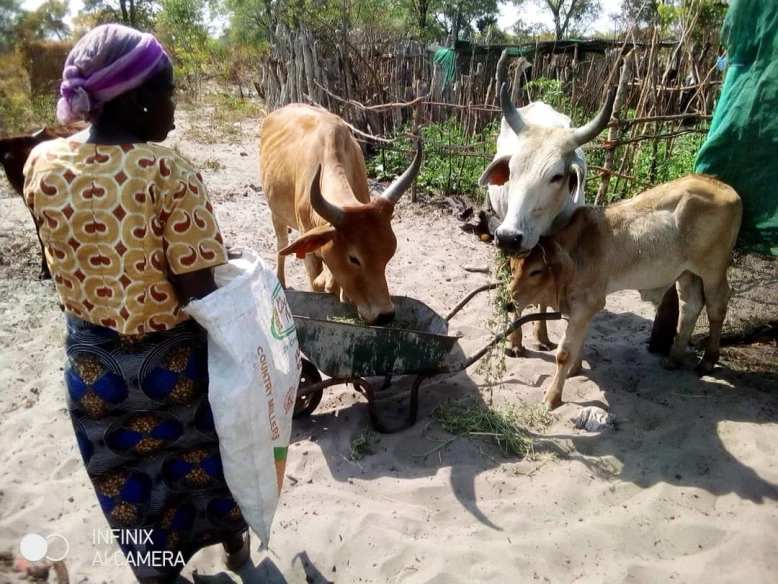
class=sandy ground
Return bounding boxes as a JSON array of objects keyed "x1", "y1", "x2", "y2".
[{"x1": 1, "y1": 106, "x2": 778, "y2": 584}]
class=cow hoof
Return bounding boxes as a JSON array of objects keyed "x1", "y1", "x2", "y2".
[
  {"x1": 532, "y1": 341, "x2": 557, "y2": 352},
  {"x1": 694, "y1": 360, "x2": 715, "y2": 377},
  {"x1": 647, "y1": 340, "x2": 673, "y2": 356},
  {"x1": 660, "y1": 357, "x2": 681, "y2": 371},
  {"x1": 504, "y1": 346, "x2": 524, "y2": 358},
  {"x1": 541, "y1": 397, "x2": 561, "y2": 410}
]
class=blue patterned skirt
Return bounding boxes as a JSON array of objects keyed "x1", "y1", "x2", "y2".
[{"x1": 64, "y1": 315, "x2": 247, "y2": 582}]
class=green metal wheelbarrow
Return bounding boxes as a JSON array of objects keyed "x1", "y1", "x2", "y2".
[{"x1": 285, "y1": 285, "x2": 563, "y2": 434}]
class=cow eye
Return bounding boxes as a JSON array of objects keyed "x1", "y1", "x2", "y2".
[
  {"x1": 349, "y1": 255, "x2": 361, "y2": 267},
  {"x1": 530, "y1": 269, "x2": 543, "y2": 277},
  {"x1": 550, "y1": 174, "x2": 564, "y2": 184}
]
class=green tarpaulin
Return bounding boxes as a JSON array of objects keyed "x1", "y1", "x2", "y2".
[
  {"x1": 432, "y1": 48, "x2": 457, "y2": 86},
  {"x1": 694, "y1": 0, "x2": 778, "y2": 256}
]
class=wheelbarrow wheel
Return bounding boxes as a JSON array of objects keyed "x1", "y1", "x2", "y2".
[{"x1": 294, "y1": 359, "x2": 323, "y2": 419}]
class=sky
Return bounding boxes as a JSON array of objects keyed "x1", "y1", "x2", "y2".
[
  {"x1": 22, "y1": 0, "x2": 626, "y2": 37},
  {"x1": 498, "y1": 0, "x2": 625, "y2": 36}
]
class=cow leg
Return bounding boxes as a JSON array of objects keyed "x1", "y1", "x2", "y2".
[
  {"x1": 695, "y1": 275, "x2": 731, "y2": 376},
  {"x1": 27, "y1": 209, "x2": 51, "y2": 280},
  {"x1": 271, "y1": 213, "x2": 289, "y2": 287},
  {"x1": 663, "y1": 272, "x2": 704, "y2": 370},
  {"x1": 304, "y1": 255, "x2": 325, "y2": 291},
  {"x1": 531, "y1": 304, "x2": 556, "y2": 351},
  {"x1": 543, "y1": 307, "x2": 597, "y2": 409},
  {"x1": 319, "y1": 266, "x2": 343, "y2": 300},
  {"x1": 568, "y1": 352, "x2": 583, "y2": 378},
  {"x1": 37, "y1": 238, "x2": 50, "y2": 280},
  {"x1": 502, "y1": 255, "x2": 525, "y2": 357},
  {"x1": 648, "y1": 286, "x2": 679, "y2": 356},
  {"x1": 506, "y1": 318, "x2": 524, "y2": 357}
]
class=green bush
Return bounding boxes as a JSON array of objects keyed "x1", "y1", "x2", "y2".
[
  {"x1": 366, "y1": 117, "x2": 499, "y2": 202},
  {"x1": 583, "y1": 127, "x2": 707, "y2": 203}
]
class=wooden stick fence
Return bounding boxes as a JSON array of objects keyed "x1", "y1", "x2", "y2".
[{"x1": 254, "y1": 25, "x2": 723, "y2": 202}]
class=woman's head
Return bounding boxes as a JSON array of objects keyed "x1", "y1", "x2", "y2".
[{"x1": 57, "y1": 24, "x2": 176, "y2": 142}]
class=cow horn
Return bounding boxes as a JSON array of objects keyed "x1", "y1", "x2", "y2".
[
  {"x1": 31, "y1": 128, "x2": 46, "y2": 139},
  {"x1": 496, "y1": 49, "x2": 527, "y2": 136},
  {"x1": 309, "y1": 164, "x2": 345, "y2": 227},
  {"x1": 571, "y1": 86, "x2": 616, "y2": 146},
  {"x1": 500, "y1": 82, "x2": 527, "y2": 136},
  {"x1": 382, "y1": 138, "x2": 422, "y2": 205}
]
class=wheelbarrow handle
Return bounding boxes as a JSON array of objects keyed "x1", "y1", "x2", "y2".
[
  {"x1": 450, "y1": 311, "x2": 564, "y2": 373},
  {"x1": 444, "y1": 283, "x2": 499, "y2": 322}
]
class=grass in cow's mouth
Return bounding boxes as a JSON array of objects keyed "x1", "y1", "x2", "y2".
[
  {"x1": 475, "y1": 251, "x2": 513, "y2": 400},
  {"x1": 328, "y1": 316, "x2": 415, "y2": 330}
]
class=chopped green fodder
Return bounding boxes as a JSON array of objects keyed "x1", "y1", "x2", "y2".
[
  {"x1": 349, "y1": 427, "x2": 379, "y2": 460},
  {"x1": 426, "y1": 400, "x2": 551, "y2": 458},
  {"x1": 328, "y1": 316, "x2": 415, "y2": 330}
]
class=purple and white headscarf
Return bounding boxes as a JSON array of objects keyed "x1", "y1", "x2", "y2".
[{"x1": 57, "y1": 24, "x2": 172, "y2": 123}]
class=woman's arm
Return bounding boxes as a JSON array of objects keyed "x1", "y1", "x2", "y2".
[{"x1": 171, "y1": 267, "x2": 218, "y2": 303}]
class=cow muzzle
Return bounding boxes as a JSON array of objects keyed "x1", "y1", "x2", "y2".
[
  {"x1": 359, "y1": 305, "x2": 396, "y2": 326},
  {"x1": 372, "y1": 310, "x2": 396, "y2": 326},
  {"x1": 495, "y1": 227, "x2": 530, "y2": 256}
]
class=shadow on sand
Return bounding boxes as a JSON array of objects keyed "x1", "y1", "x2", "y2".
[{"x1": 538, "y1": 308, "x2": 778, "y2": 503}]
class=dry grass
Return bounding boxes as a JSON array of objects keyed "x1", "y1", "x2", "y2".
[
  {"x1": 181, "y1": 92, "x2": 265, "y2": 144},
  {"x1": 20, "y1": 40, "x2": 71, "y2": 96},
  {"x1": 0, "y1": 51, "x2": 59, "y2": 135}
]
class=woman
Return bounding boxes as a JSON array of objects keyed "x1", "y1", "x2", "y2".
[{"x1": 22, "y1": 24, "x2": 249, "y2": 583}]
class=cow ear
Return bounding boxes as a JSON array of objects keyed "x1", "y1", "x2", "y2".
[
  {"x1": 569, "y1": 160, "x2": 586, "y2": 204},
  {"x1": 279, "y1": 224, "x2": 337, "y2": 259},
  {"x1": 478, "y1": 156, "x2": 511, "y2": 187}
]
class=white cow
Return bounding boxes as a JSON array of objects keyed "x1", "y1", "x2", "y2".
[
  {"x1": 478, "y1": 50, "x2": 615, "y2": 353},
  {"x1": 478, "y1": 51, "x2": 615, "y2": 256}
]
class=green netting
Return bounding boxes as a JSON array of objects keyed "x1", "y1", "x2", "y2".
[{"x1": 694, "y1": 0, "x2": 778, "y2": 256}]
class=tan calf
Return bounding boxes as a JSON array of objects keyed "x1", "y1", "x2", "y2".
[
  {"x1": 259, "y1": 104, "x2": 421, "y2": 325},
  {"x1": 509, "y1": 174, "x2": 743, "y2": 409}
]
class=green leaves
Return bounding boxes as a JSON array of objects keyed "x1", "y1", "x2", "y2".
[{"x1": 366, "y1": 117, "x2": 499, "y2": 201}]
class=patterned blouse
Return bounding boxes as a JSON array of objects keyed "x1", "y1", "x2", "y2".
[{"x1": 23, "y1": 139, "x2": 227, "y2": 335}]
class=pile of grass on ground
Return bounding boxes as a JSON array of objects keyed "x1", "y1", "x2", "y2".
[{"x1": 429, "y1": 399, "x2": 552, "y2": 459}]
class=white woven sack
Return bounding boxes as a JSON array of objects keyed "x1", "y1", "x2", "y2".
[{"x1": 185, "y1": 247, "x2": 301, "y2": 548}]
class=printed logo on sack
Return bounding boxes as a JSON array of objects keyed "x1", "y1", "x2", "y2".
[
  {"x1": 19, "y1": 533, "x2": 70, "y2": 562},
  {"x1": 270, "y1": 282, "x2": 296, "y2": 340}
]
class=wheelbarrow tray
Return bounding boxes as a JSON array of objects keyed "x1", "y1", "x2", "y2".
[{"x1": 285, "y1": 290, "x2": 461, "y2": 378}]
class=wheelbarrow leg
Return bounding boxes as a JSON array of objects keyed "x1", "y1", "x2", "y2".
[
  {"x1": 351, "y1": 374, "x2": 433, "y2": 434},
  {"x1": 381, "y1": 375, "x2": 393, "y2": 390}
]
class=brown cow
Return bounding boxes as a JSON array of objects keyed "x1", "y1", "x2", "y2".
[
  {"x1": 259, "y1": 103, "x2": 421, "y2": 325},
  {"x1": 0, "y1": 123, "x2": 85, "y2": 279},
  {"x1": 509, "y1": 174, "x2": 742, "y2": 409}
]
